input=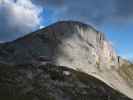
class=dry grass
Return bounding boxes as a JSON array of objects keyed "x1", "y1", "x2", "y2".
[{"x1": 118, "y1": 64, "x2": 133, "y2": 87}]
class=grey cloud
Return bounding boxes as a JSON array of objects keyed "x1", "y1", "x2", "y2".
[
  {"x1": 32, "y1": 0, "x2": 64, "y2": 7},
  {"x1": 33, "y1": 0, "x2": 133, "y2": 26},
  {"x1": 114, "y1": 0, "x2": 133, "y2": 18},
  {"x1": 56, "y1": 0, "x2": 114, "y2": 25},
  {"x1": 32, "y1": 0, "x2": 110, "y2": 26}
]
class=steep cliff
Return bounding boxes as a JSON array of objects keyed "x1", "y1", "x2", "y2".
[
  {"x1": 0, "y1": 21, "x2": 117, "y2": 66},
  {"x1": 0, "y1": 21, "x2": 132, "y2": 98}
]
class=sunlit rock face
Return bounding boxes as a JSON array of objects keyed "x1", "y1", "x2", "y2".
[
  {"x1": 52, "y1": 22, "x2": 118, "y2": 72},
  {"x1": 0, "y1": 21, "x2": 118, "y2": 69},
  {"x1": 0, "y1": 21, "x2": 133, "y2": 98}
]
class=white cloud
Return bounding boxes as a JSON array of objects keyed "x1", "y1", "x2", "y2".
[
  {"x1": 39, "y1": 25, "x2": 45, "y2": 29},
  {"x1": 0, "y1": 0, "x2": 42, "y2": 41},
  {"x1": 120, "y1": 53, "x2": 133, "y2": 61}
]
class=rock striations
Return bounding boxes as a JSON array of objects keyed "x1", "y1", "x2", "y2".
[{"x1": 0, "y1": 21, "x2": 132, "y2": 99}]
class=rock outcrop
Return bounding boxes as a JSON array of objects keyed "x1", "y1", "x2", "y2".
[
  {"x1": 0, "y1": 63, "x2": 131, "y2": 100},
  {"x1": 0, "y1": 21, "x2": 118, "y2": 67},
  {"x1": 0, "y1": 21, "x2": 132, "y2": 98}
]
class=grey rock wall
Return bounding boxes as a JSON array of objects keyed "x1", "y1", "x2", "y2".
[{"x1": 0, "y1": 21, "x2": 132, "y2": 98}]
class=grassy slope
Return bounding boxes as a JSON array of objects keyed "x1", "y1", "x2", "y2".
[
  {"x1": 0, "y1": 63, "x2": 132, "y2": 100},
  {"x1": 118, "y1": 64, "x2": 133, "y2": 87}
]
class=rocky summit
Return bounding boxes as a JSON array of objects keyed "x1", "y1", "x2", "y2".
[
  {"x1": 0, "y1": 21, "x2": 133, "y2": 99},
  {"x1": 0, "y1": 63, "x2": 131, "y2": 100}
]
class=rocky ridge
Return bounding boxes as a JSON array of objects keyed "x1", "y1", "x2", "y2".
[{"x1": 0, "y1": 21, "x2": 132, "y2": 98}]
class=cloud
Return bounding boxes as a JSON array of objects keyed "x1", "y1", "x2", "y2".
[
  {"x1": 114, "y1": 0, "x2": 133, "y2": 18},
  {"x1": 120, "y1": 53, "x2": 133, "y2": 61},
  {"x1": 32, "y1": 0, "x2": 113, "y2": 26},
  {"x1": 32, "y1": 0, "x2": 64, "y2": 7},
  {"x1": 32, "y1": 0, "x2": 133, "y2": 26},
  {"x1": 0, "y1": 0, "x2": 42, "y2": 41},
  {"x1": 1, "y1": 0, "x2": 133, "y2": 42}
]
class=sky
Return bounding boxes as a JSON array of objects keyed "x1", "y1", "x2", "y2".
[{"x1": 0, "y1": 0, "x2": 133, "y2": 60}]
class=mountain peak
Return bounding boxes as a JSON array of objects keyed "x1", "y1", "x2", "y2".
[
  {"x1": 47, "y1": 20, "x2": 96, "y2": 29},
  {"x1": 0, "y1": 21, "x2": 133, "y2": 98}
]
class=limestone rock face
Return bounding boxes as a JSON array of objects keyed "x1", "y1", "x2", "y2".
[
  {"x1": 0, "y1": 21, "x2": 132, "y2": 98},
  {"x1": 0, "y1": 21, "x2": 118, "y2": 69}
]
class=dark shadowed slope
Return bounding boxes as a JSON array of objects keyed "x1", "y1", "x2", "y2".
[{"x1": 0, "y1": 63, "x2": 132, "y2": 100}]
